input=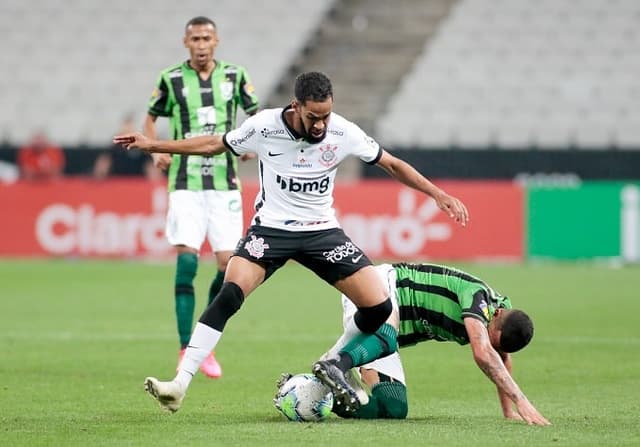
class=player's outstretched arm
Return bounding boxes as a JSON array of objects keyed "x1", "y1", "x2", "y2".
[
  {"x1": 375, "y1": 150, "x2": 469, "y2": 226},
  {"x1": 496, "y1": 351, "x2": 524, "y2": 421},
  {"x1": 143, "y1": 114, "x2": 172, "y2": 170},
  {"x1": 464, "y1": 317, "x2": 551, "y2": 426},
  {"x1": 112, "y1": 132, "x2": 226, "y2": 156}
]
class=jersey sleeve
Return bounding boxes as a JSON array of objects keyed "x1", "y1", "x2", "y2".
[
  {"x1": 223, "y1": 114, "x2": 260, "y2": 156},
  {"x1": 460, "y1": 288, "x2": 492, "y2": 326},
  {"x1": 237, "y1": 67, "x2": 259, "y2": 115},
  {"x1": 345, "y1": 122, "x2": 383, "y2": 164},
  {"x1": 148, "y1": 74, "x2": 171, "y2": 117}
]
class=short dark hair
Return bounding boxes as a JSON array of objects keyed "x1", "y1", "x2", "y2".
[
  {"x1": 185, "y1": 16, "x2": 216, "y2": 32},
  {"x1": 294, "y1": 72, "x2": 333, "y2": 104},
  {"x1": 499, "y1": 309, "x2": 534, "y2": 353}
]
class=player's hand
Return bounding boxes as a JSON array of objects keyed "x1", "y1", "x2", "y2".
[
  {"x1": 503, "y1": 410, "x2": 524, "y2": 422},
  {"x1": 113, "y1": 132, "x2": 151, "y2": 151},
  {"x1": 240, "y1": 152, "x2": 257, "y2": 162},
  {"x1": 433, "y1": 190, "x2": 469, "y2": 227},
  {"x1": 515, "y1": 399, "x2": 551, "y2": 426},
  {"x1": 152, "y1": 153, "x2": 172, "y2": 170}
]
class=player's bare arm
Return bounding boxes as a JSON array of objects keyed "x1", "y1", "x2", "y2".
[
  {"x1": 496, "y1": 351, "x2": 523, "y2": 420},
  {"x1": 465, "y1": 317, "x2": 551, "y2": 426},
  {"x1": 143, "y1": 114, "x2": 172, "y2": 170},
  {"x1": 375, "y1": 150, "x2": 469, "y2": 226},
  {"x1": 113, "y1": 132, "x2": 226, "y2": 156}
]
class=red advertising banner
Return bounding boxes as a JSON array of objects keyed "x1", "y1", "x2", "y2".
[
  {"x1": 0, "y1": 179, "x2": 523, "y2": 260},
  {"x1": 0, "y1": 179, "x2": 171, "y2": 257},
  {"x1": 330, "y1": 180, "x2": 523, "y2": 261}
]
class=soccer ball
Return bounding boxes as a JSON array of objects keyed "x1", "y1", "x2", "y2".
[{"x1": 274, "y1": 373, "x2": 334, "y2": 422}]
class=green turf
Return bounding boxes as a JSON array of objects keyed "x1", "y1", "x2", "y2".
[{"x1": 1, "y1": 259, "x2": 639, "y2": 446}]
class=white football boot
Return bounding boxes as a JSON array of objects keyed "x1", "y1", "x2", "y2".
[
  {"x1": 344, "y1": 369, "x2": 370, "y2": 406},
  {"x1": 143, "y1": 377, "x2": 186, "y2": 413}
]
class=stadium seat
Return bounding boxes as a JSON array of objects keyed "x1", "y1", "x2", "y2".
[
  {"x1": 375, "y1": 0, "x2": 640, "y2": 149},
  {"x1": 614, "y1": 121, "x2": 640, "y2": 149},
  {"x1": 0, "y1": 0, "x2": 336, "y2": 145}
]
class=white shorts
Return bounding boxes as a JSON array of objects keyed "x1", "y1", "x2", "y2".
[
  {"x1": 341, "y1": 264, "x2": 407, "y2": 385},
  {"x1": 166, "y1": 189, "x2": 243, "y2": 252}
]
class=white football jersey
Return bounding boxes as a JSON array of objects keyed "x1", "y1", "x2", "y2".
[{"x1": 223, "y1": 106, "x2": 383, "y2": 231}]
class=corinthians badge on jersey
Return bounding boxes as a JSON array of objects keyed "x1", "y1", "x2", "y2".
[
  {"x1": 220, "y1": 80, "x2": 234, "y2": 100},
  {"x1": 318, "y1": 144, "x2": 338, "y2": 167}
]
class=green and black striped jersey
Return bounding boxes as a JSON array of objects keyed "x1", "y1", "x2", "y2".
[
  {"x1": 393, "y1": 263, "x2": 512, "y2": 347},
  {"x1": 148, "y1": 60, "x2": 259, "y2": 191}
]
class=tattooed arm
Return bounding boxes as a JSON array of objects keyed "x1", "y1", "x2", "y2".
[
  {"x1": 464, "y1": 317, "x2": 550, "y2": 425},
  {"x1": 496, "y1": 351, "x2": 523, "y2": 420}
]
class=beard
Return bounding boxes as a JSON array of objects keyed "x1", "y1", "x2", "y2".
[{"x1": 299, "y1": 117, "x2": 327, "y2": 144}]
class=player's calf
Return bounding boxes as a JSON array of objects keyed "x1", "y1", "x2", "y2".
[{"x1": 334, "y1": 323, "x2": 399, "y2": 370}]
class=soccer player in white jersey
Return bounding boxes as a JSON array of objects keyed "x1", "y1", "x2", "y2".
[{"x1": 114, "y1": 71, "x2": 469, "y2": 414}]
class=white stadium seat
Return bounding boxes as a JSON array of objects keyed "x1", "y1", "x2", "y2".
[
  {"x1": 0, "y1": 0, "x2": 336, "y2": 145},
  {"x1": 375, "y1": 0, "x2": 640, "y2": 149}
]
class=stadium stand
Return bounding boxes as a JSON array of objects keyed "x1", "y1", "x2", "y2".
[
  {"x1": 0, "y1": 0, "x2": 335, "y2": 145},
  {"x1": 375, "y1": 0, "x2": 640, "y2": 149},
  {"x1": 2, "y1": 0, "x2": 639, "y2": 163},
  {"x1": 267, "y1": 0, "x2": 455, "y2": 136}
]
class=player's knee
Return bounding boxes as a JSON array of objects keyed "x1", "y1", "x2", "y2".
[
  {"x1": 176, "y1": 252, "x2": 198, "y2": 279},
  {"x1": 199, "y1": 282, "x2": 244, "y2": 331},
  {"x1": 354, "y1": 298, "x2": 393, "y2": 333},
  {"x1": 372, "y1": 381, "x2": 408, "y2": 419},
  {"x1": 375, "y1": 323, "x2": 398, "y2": 356}
]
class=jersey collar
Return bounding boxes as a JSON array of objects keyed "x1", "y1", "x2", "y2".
[
  {"x1": 281, "y1": 104, "x2": 304, "y2": 140},
  {"x1": 183, "y1": 59, "x2": 218, "y2": 79}
]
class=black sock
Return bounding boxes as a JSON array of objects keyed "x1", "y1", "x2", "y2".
[{"x1": 335, "y1": 352, "x2": 353, "y2": 371}]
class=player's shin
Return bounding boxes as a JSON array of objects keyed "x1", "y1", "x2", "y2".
[
  {"x1": 207, "y1": 270, "x2": 225, "y2": 305},
  {"x1": 175, "y1": 252, "x2": 198, "y2": 347},
  {"x1": 176, "y1": 322, "x2": 222, "y2": 387},
  {"x1": 322, "y1": 315, "x2": 362, "y2": 360},
  {"x1": 335, "y1": 323, "x2": 398, "y2": 370},
  {"x1": 176, "y1": 282, "x2": 244, "y2": 387}
]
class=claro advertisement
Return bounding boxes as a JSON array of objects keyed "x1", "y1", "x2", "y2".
[{"x1": 0, "y1": 179, "x2": 523, "y2": 260}]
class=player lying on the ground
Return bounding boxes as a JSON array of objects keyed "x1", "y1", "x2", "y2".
[{"x1": 310, "y1": 263, "x2": 550, "y2": 425}]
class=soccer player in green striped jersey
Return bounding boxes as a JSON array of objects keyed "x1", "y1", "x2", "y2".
[
  {"x1": 143, "y1": 16, "x2": 259, "y2": 379},
  {"x1": 320, "y1": 263, "x2": 550, "y2": 425}
]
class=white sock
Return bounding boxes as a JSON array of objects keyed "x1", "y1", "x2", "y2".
[
  {"x1": 175, "y1": 322, "x2": 222, "y2": 388},
  {"x1": 343, "y1": 316, "x2": 364, "y2": 340},
  {"x1": 323, "y1": 317, "x2": 363, "y2": 359}
]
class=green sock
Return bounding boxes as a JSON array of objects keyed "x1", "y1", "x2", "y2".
[
  {"x1": 207, "y1": 270, "x2": 225, "y2": 305},
  {"x1": 175, "y1": 252, "x2": 198, "y2": 348},
  {"x1": 335, "y1": 381, "x2": 408, "y2": 419},
  {"x1": 339, "y1": 323, "x2": 398, "y2": 367}
]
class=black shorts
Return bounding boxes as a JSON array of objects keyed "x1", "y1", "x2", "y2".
[{"x1": 233, "y1": 225, "x2": 372, "y2": 284}]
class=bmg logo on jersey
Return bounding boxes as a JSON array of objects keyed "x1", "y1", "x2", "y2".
[{"x1": 276, "y1": 175, "x2": 330, "y2": 194}]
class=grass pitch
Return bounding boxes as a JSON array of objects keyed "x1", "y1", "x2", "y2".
[{"x1": 1, "y1": 259, "x2": 639, "y2": 446}]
